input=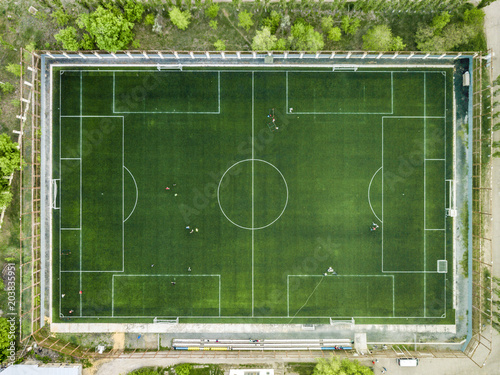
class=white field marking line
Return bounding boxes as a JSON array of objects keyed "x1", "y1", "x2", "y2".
[
  {"x1": 59, "y1": 67, "x2": 62, "y2": 318},
  {"x1": 287, "y1": 275, "x2": 395, "y2": 319},
  {"x1": 61, "y1": 228, "x2": 81, "y2": 230},
  {"x1": 287, "y1": 275, "x2": 325, "y2": 322},
  {"x1": 111, "y1": 274, "x2": 221, "y2": 317},
  {"x1": 217, "y1": 159, "x2": 289, "y2": 230},
  {"x1": 80, "y1": 71, "x2": 83, "y2": 317},
  {"x1": 122, "y1": 117, "x2": 125, "y2": 272},
  {"x1": 425, "y1": 159, "x2": 445, "y2": 161},
  {"x1": 381, "y1": 118, "x2": 384, "y2": 272},
  {"x1": 111, "y1": 276, "x2": 114, "y2": 317},
  {"x1": 287, "y1": 276, "x2": 289, "y2": 317},
  {"x1": 251, "y1": 72, "x2": 255, "y2": 317},
  {"x1": 381, "y1": 116, "x2": 445, "y2": 275},
  {"x1": 368, "y1": 166, "x2": 383, "y2": 223},
  {"x1": 62, "y1": 270, "x2": 121, "y2": 273},
  {"x1": 391, "y1": 72, "x2": 394, "y2": 114},
  {"x1": 61, "y1": 158, "x2": 81, "y2": 160},
  {"x1": 286, "y1": 71, "x2": 393, "y2": 115},
  {"x1": 123, "y1": 166, "x2": 138, "y2": 223},
  {"x1": 425, "y1": 228, "x2": 445, "y2": 231},
  {"x1": 112, "y1": 71, "x2": 220, "y2": 114},
  {"x1": 424, "y1": 72, "x2": 427, "y2": 317},
  {"x1": 69, "y1": 314, "x2": 447, "y2": 319},
  {"x1": 53, "y1": 62, "x2": 454, "y2": 69},
  {"x1": 286, "y1": 71, "x2": 288, "y2": 111}
]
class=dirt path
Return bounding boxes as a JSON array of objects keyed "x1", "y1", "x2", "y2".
[{"x1": 113, "y1": 332, "x2": 126, "y2": 350}]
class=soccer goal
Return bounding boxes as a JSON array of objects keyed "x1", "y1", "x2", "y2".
[
  {"x1": 437, "y1": 260, "x2": 448, "y2": 273},
  {"x1": 332, "y1": 66, "x2": 358, "y2": 72},
  {"x1": 51, "y1": 179, "x2": 59, "y2": 209},
  {"x1": 153, "y1": 317, "x2": 179, "y2": 324},
  {"x1": 330, "y1": 317, "x2": 355, "y2": 327}
]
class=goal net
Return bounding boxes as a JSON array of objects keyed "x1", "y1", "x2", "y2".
[{"x1": 153, "y1": 317, "x2": 179, "y2": 324}]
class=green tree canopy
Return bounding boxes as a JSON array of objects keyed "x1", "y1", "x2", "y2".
[
  {"x1": 327, "y1": 27, "x2": 341, "y2": 42},
  {"x1": 464, "y1": 8, "x2": 485, "y2": 30},
  {"x1": 214, "y1": 39, "x2": 226, "y2": 51},
  {"x1": 51, "y1": 8, "x2": 72, "y2": 27},
  {"x1": 321, "y1": 16, "x2": 334, "y2": 32},
  {"x1": 0, "y1": 82, "x2": 14, "y2": 94},
  {"x1": 0, "y1": 134, "x2": 22, "y2": 178},
  {"x1": 77, "y1": 6, "x2": 135, "y2": 52},
  {"x1": 169, "y1": 7, "x2": 191, "y2": 31},
  {"x1": 54, "y1": 27, "x2": 80, "y2": 51},
  {"x1": 252, "y1": 27, "x2": 278, "y2": 51},
  {"x1": 313, "y1": 357, "x2": 372, "y2": 375},
  {"x1": 238, "y1": 10, "x2": 254, "y2": 31},
  {"x1": 363, "y1": 25, "x2": 405, "y2": 51},
  {"x1": 341, "y1": 16, "x2": 361, "y2": 35},
  {"x1": 5, "y1": 64, "x2": 22, "y2": 78},
  {"x1": 175, "y1": 363, "x2": 192, "y2": 375},
  {"x1": 288, "y1": 20, "x2": 324, "y2": 51},
  {"x1": 0, "y1": 318, "x2": 12, "y2": 362},
  {"x1": 262, "y1": 10, "x2": 281, "y2": 34},
  {"x1": 123, "y1": 0, "x2": 144, "y2": 23},
  {"x1": 432, "y1": 12, "x2": 451, "y2": 34},
  {"x1": 205, "y1": 3, "x2": 219, "y2": 19}
]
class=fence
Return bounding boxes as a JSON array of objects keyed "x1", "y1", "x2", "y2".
[
  {"x1": 17, "y1": 49, "x2": 487, "y2": 366},
  {"x1": 463, "y1": 51, "x2": 494, "y2": 367}
]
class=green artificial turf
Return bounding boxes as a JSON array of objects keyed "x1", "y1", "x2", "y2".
[{"x1": 52, "y1": 67, "x2": 454, "y2": 324}]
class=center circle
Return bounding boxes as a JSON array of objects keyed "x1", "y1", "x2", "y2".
[{"x1": 217, "y1": 159, "x2": 288, "y2": 230}]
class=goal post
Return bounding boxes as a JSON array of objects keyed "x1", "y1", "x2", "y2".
[
  {"x1": 153, "y1": 317, "x2": 179, "y2": 324},
  {"x1": 330, "y1": 317, "x2": 355, "y2": 327}
]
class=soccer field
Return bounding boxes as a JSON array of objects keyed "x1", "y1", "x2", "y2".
[{"x1": 52, "y1": 66, "x2": 454, "y2": 324}]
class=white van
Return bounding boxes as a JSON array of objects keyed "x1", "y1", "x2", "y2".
[{"x1": 397, "y1": 358, "x2": 419, "y2": 367}]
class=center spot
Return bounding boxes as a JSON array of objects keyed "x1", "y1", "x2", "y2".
[{"x1": 217, "y1": 159, "x2": 288, "y2": 230}]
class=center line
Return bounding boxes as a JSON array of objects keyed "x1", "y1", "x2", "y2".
[{"x1": 251, "y1": 72, "x2": 255, "y2": 317}]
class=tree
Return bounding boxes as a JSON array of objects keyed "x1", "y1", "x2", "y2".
[
  {"x1": 464, "y1": 7, "x2": 485, "y2": 30},
  {"x1": 77, "y1": 6, "x2": 135, "y2": 52},
  {"x1": 5, "y1": 64, "x2": 22, "y2": 78},
  {"x1": 341, "y1": 16, "x2": 361, "y2": 35},
  {"x1": 391, "y1": 36, "x2": 406, "y2": 51},
  {"x1": 262, "y1": 10, "x2": 281, "y2": 34},
  {"x1": 123, "y1": 0, "x2": 144, "y2": 23},
  {"x1": 363, "y1": 25, "x2": 405, "y2": 51},
  {"x1": 144, "y1": 13, "x2": 155, "y2": 25},
  {"x1": 0, "y1": 318, "x2": 12, "y2": 362},
  {"x1": 321, "y1": 16, "x2": 334, "y2": 32},
  {"x1": 313, "y1": 357, "x2": 372, "y2": 375},
  {"x1": 431, "y1": 12, "x2": 451, "y2": 34},
  {"x1": 0, "y1": 82, "x2": 14, "y2": 94},
  {"x1": 51, "y1": 8, "x2": 72, "y2": 26},
  {"x1": 0, "y1": 134, "x2": 22, "y2": 178},
  {"x1": 175, "y1": 364, "x2": 192, "y2": 375},
  {"x1": 54, "y1": 27, "x2": 80, "y2": 51},
  {"x1": 274, "y1": 38, "x2": 288, "y2": 50},
  {"x1": 214, "y1": 39, "x2": 226, "y2": 51},
  {"x1": 238, "y1": 10, "x2": 254, "y2": 31},
  {"x1": 169, "y1": 7, "x2": 191, "y2": 31},
  {"x1": 252, "y1": 27, "x2": 278, "y2": 51},
  {"x1": 209, "y1": 20, "x2": 218, "y2": 30},
  {"x1": 205, "y1": 3, "x2": 219, "y2": 19},
  {"x1": 288, "y1": 20, "x2": 324, "y2": 51},
  {"x1": 327, "y1": 27, "x2": 341, "y2": 42}
]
